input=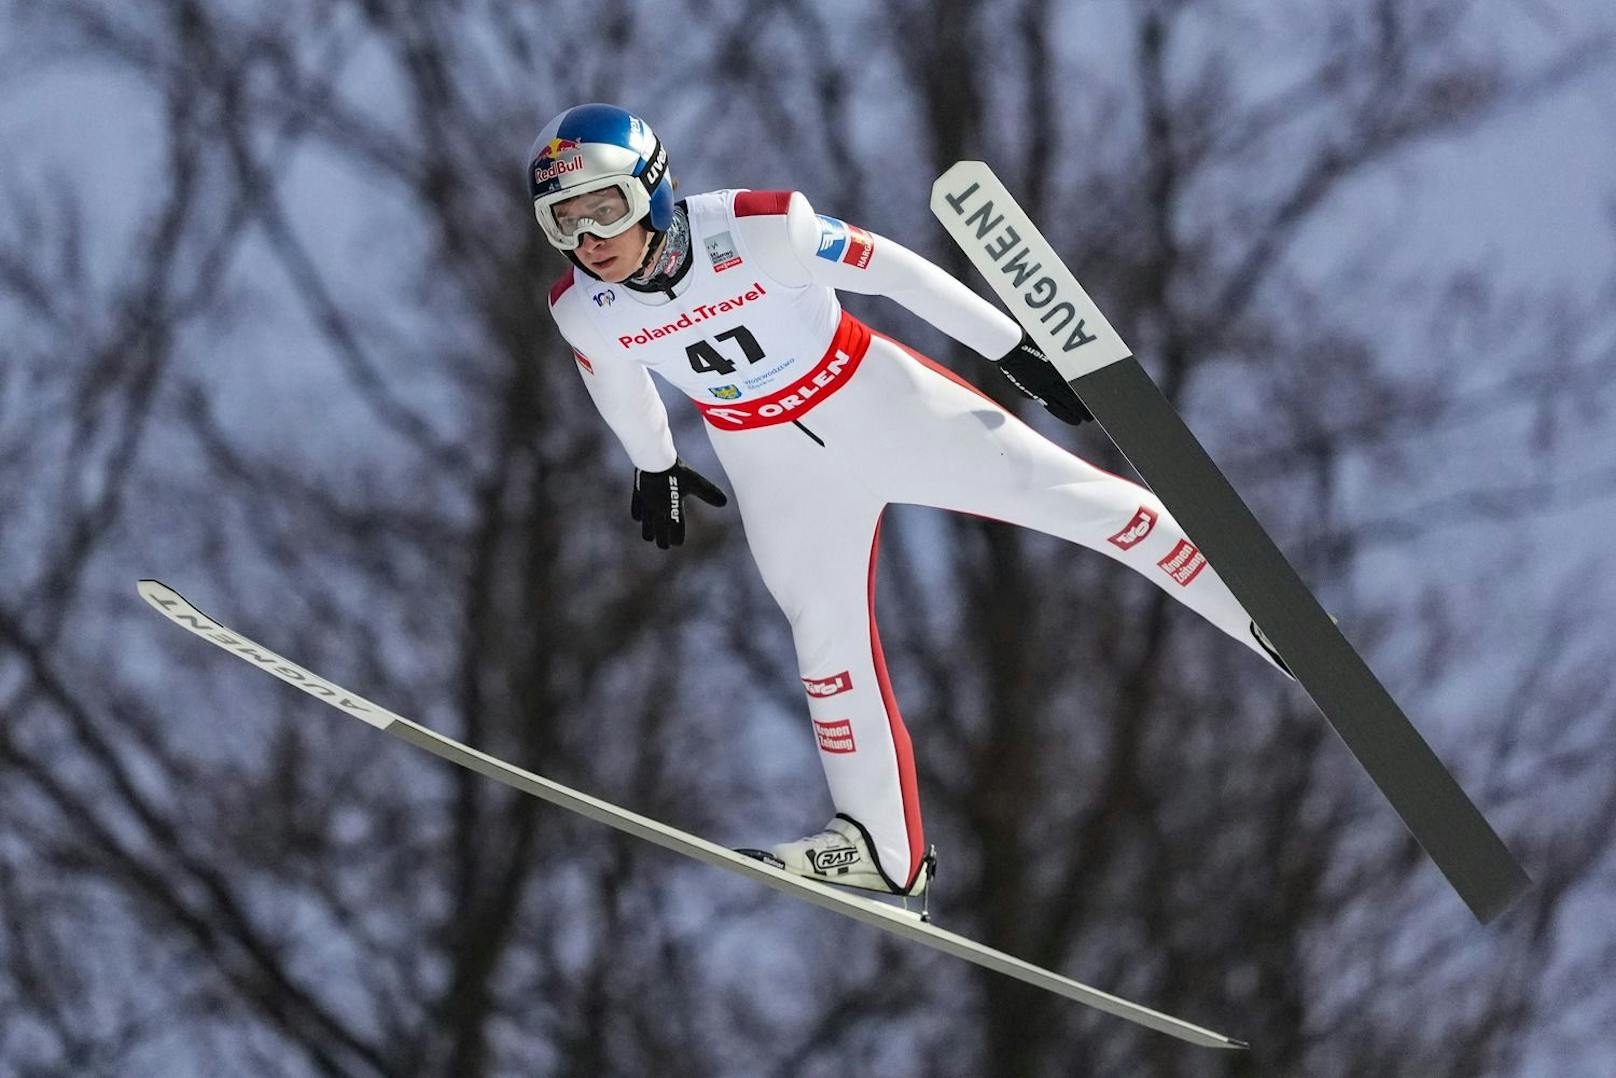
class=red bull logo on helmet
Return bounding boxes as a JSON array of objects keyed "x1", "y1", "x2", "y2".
[{"x1": 532, "y1": 137, "x2": 584, "y2": 184}]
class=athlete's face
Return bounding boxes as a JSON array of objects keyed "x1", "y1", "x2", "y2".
[
  {"x1": 575, "y1": 226, "x2": 649, "y2": 282},
  {"x1": 552, "y1": 187, "x2": 647, "y2": 282}
]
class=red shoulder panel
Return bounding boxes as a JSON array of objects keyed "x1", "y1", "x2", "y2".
[
  {"x1": 734, "y1": 190, "x2": 793, "y2": 217},
  {"x1": 549, "y1": 271, "x2": 576, "y2": 306}
]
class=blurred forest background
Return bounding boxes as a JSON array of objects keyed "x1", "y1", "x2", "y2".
[{"x1": 3, "y1": 1, "x2": 1614, "y2": 1075}]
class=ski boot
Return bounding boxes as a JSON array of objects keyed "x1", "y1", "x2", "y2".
[{"x1": 738, "y1": 813, "x2": 938, "y2": 922}]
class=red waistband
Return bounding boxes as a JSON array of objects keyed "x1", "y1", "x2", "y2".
[{"x1": 695, "y1": 312, "x2": 871, "y2": 430}]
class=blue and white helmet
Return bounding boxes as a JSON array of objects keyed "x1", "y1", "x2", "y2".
[{"x1": 527, "y1": 103, "x2": 673, "y2": 251}]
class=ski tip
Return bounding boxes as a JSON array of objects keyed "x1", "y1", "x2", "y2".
[
  {"x1": 136, "y1": 579, "x2": 181, "y2": 606},
  {"x1": 1227, "y1": 1037, "x2": 1251, "y2": 1051},
  {"x1": 928, "y1": 160, "x2": 991, "y2": 200}
]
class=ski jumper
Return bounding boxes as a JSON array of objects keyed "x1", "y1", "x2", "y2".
[{"x1": 548, "y1": 189, "x2": 1279, "y2": 892}]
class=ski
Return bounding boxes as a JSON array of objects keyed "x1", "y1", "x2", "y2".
[
  {"x1": 930, "y1": 161, "x2": 1531, "y2": 924},
  {"x1": 138, "y1": 579, "x2": 1247, "y2": 1050}
]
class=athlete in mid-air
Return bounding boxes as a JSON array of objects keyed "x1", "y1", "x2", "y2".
[{"x1": 532, "y1": 103, "x2": 1290, "y2": 902}]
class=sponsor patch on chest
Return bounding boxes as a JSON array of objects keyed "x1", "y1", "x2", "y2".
[
  {"x1": 704, "y1": 230, "x2": 743, "y2": 272},
  {"x1": 695, "y1": 312, "x2": 871, "y2": 430},
  {"x1": 616, "y1": 282, "x2": 768, "y2": 348},
  {"x1": 699, "y1": 347, "x2": 859, "y2": 427}
]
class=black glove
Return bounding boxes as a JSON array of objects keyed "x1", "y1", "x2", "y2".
[
  {"x1": 631, "y1": 458, "x2": 728, "y2": 549},
  {"x1": 994, "y1": 332, "x2": 1093, "y2": 426}
]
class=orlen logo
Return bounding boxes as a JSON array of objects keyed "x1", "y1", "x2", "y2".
[
  {"x1": 1108, "y1": 506, "x2": 1158, "y2": 550},
  {"x1": 803, "y1": 671, "x2": 853, "y2": 698},
  {"x1": 813, "y1": 719, "x2": 856, "y2": 754},
  {"x1": 532, "y1": 137, "x2": 584, "y2": 184},
  {"x1": 1158, "y1": 539, "x2": 1207, "y2": 587}
]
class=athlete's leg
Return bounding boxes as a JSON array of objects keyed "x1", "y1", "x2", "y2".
[
  {"x1": 715, "y1": 431, "x2": 927, "y2": 890},
  {"x1": 865, "y1": 335, "x2": 1287, "y2": 672}
]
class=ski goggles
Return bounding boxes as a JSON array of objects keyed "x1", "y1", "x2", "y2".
[{"x1": 533, "y1": 176, "x2": 648, "y2": 250}]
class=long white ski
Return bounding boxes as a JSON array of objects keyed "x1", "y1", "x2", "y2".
[{"x1": 138, "y1": 579, "x2": 1245, "y2": 1050}]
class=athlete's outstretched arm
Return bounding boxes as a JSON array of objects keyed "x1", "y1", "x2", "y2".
[
  {"x1": 736, "y1": 191, "x2": 1089, "y2": 423},
  {"x1": 737, "y1": 190, "x2": 1023, "y2": 360}
]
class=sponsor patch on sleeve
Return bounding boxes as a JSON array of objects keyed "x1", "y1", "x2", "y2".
[
  {"x1": 705, "y1": 231, "x2": 743, "y2": 272},
  {"x1": 814, "y1": 215, "x2": 874, "y2": 269}
]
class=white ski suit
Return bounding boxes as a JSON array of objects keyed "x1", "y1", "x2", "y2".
[{"x1": 548, "y1": 189, "x2": 1276, "y2": 892}]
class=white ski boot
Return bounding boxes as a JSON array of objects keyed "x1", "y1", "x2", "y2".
[{"x1": 737, "y1": 814, "x2": 937, "y2": 920}]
